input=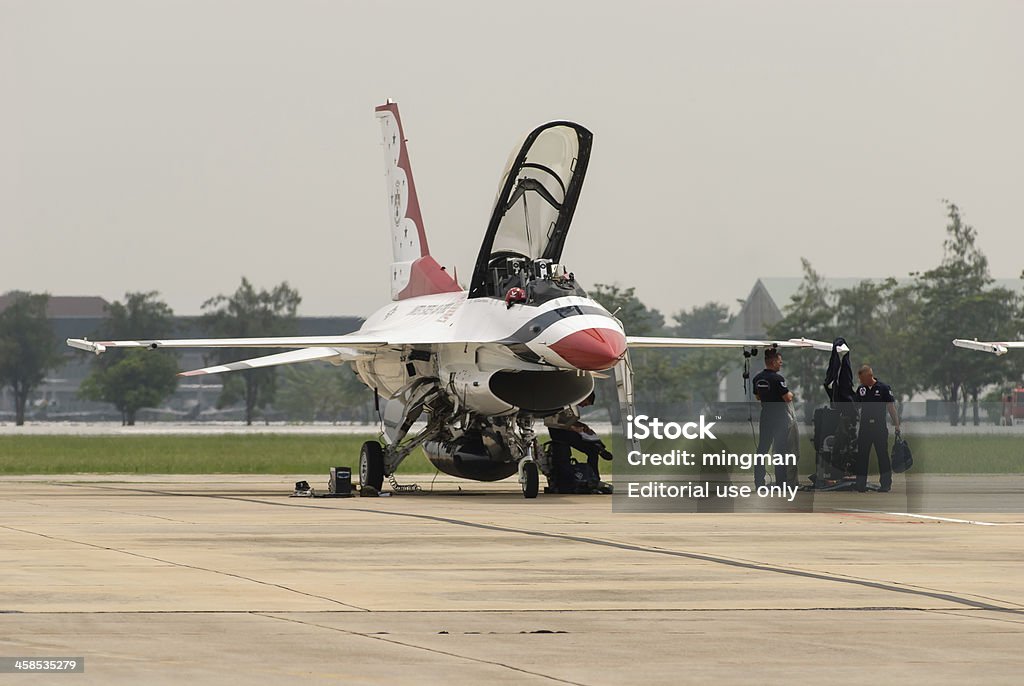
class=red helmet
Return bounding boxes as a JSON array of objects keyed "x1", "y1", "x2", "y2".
[{"x1": 505, "y1": 287, "x2": 527, "y2": 308}]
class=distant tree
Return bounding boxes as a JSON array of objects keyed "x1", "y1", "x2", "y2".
[
  {"x1": 590, "y1": 283, "x2": 658, "y2": 349},
  {"x1": 590, "y1": 283, "x2": 664, "y2": 335},
  {"x1": 0, "y1": 292, "x2": 62, "y2": 426},
  {"x1": 671, "y1": 302, "x2": 735, "y2": 403},
  {"x1": 105, "y1": 291, "x2": 177, "y2": 338},
  {"x1": 673, "y1": 302, "x2": 732, "y2": 338},
  {"x1": 834, "y1": 279, "x2": 922, "y2": 404},
  {"x1": 201, "y1": 278, "x2": 301, "y2": 425},
  {"x1": 834, "y1": 280, "x2": 887, "y2": 345},
  {"x1": 912, "y1": 202, "x2": 1021, "y2": 425},
  {"x1": 79, "y1": 292, "x2": 179, "y2": 425},
  {"x1": 766, "y1": 259, "x2": 836, "y2": 422},
  {"x1": 80, "y1": 351, "x2": 179, "y2": 425},
  {"x1": 275, "y1": 364, "x2": 372, "y2": 422}
]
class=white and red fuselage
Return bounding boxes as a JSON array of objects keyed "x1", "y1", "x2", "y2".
[{"x1": 351, "y1": 289, "x2": 625, "y2": 427}]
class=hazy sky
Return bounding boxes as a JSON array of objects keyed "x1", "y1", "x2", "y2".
[{"x1": 3, "y1": 1, "x2": 1022, "y2": 321}]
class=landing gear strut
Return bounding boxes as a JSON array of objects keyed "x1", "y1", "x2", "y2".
[
  {"x1": 516, "y1": 415, "x2": 540, "y2": 499},
  {"x1": 360, "y1": 440, "x2": 385, "y2": 491}
]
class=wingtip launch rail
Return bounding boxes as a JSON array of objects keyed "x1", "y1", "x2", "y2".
[{"x1": 952, "y1": 339, "x2": 1023, "y2": 355}]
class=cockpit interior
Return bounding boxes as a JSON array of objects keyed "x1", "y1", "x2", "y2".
[{"x1": 482, "y1": 253, "x2": 588, "y2": 305}]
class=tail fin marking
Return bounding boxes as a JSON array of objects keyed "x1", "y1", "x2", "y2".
[{"x1": 375, "y1": 101, "x2": 461, "y2": 300}]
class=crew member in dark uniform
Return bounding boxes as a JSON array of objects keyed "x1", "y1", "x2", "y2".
[
  {"x1": 751, "y1": 348, "x2": 794, "y2": 488},
  {"x1": 545, "y1": 392, "x2": 613, "y2": 491},
  {"x1": 854, "y1": 364, "x2": 900, "y2": 492}
]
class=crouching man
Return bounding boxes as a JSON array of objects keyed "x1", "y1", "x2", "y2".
[{"x1": 545, "y1": 392, "x2": 613, "y2": 492}]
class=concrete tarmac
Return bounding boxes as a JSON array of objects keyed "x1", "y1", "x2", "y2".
[{"x1": 2, "y1": 474, "x2": 1023, "y2": 685}]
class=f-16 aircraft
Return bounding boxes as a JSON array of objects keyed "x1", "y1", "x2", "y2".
[
  {"x1": 953, "y1": 339, "x2": 1024, "y2": 355},
  {"x1": 69, "y1": 100, "x2": 836, "y2": 498}
]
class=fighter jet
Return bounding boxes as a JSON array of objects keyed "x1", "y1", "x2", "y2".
[
  {"x1": 69, "y1": 101, "x2": 835, "y2": 498},
  {"x1": 953, "y1": 339, "x2": 1024, "y2": 355}
]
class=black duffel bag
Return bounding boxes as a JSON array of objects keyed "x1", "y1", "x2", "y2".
[{"x1": 892, "y1": 433, "x2": 913, "y2": 473}]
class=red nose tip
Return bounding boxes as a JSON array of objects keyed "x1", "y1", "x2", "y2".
[{"x1": 549, "y1": 328, "x2": 627, "y2": 371}]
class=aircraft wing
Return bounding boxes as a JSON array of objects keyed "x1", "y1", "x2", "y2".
[
  {"x1": 952, "y1": 339, "x2": 1024, "y2": 355},
  {"x1": 627, "y1": 336, "x2": 842, "y2": 353},
  {"x1": 67, "y1": 333, "x2": 842, "y2": 378},
  {"x1": 67, "y1": 334, "x2": 389, "y2": 355},
  {"x1": 67, "y1": 334, "x2": 391, "y2": 377}
]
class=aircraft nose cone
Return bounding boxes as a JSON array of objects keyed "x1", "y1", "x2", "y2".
[{"x1": 549, "y1": 328, "x2": 627, "y2": 371}]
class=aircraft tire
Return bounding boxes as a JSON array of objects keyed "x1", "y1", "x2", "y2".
[
  {"x1": 522, "y1": 461, "x2": 539, "y2": 499},
  {"x1": 360, "y1": 441, "x2": 385, "y2": 492}
]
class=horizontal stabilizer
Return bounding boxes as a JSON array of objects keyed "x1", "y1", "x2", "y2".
[{"x1": 179, "y1": 347, "x2": 362, "y2": 377}]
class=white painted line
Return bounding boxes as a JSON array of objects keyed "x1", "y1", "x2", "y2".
[{"x1": 841, "y1": 509, "x2": 1024, "y2": 526}]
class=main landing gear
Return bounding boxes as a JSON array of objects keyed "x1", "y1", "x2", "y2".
[{"x1": 359, "y1": 440, "x2": 385, "y2": 492}]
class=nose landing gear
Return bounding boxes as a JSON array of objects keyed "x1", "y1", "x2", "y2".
[{"x1": 519, "y1": 459, "x2": 539, "y2": 499}]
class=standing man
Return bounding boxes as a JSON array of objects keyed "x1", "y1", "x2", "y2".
[
  {"x1": 752, "y1": 348, "x2": 794, "y2": 488},
  {"x1": 854, "y1": 365, "x2": 900, "y2": 492}
]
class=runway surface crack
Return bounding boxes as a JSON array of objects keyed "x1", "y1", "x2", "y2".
[{"x1": 254, "y1": 612, "x2": 592, "y2": 686}]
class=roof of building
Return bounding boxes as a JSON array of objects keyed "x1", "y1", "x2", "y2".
[
  {"x1": 728, "y1": 279, "x2": 784, "y2": 338},
  {"x1": 0, "y1": 294, "x2": 111, "y2": 318}
]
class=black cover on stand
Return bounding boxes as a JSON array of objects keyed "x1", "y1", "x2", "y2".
[
  {"x1": 809, "y1": 337, "x2": 859, "y2": 487},
  {"x1": 823, "y1": 337, "x2": 855, "y2": 405}
]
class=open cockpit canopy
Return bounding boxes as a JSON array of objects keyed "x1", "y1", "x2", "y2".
[{"x1": 469, "y1": 121, "x2": 592, "y2": 301}]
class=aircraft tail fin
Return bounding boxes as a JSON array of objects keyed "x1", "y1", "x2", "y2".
[{"x1": 375, "y1": 100, "x2": 461, "y2": 300}]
